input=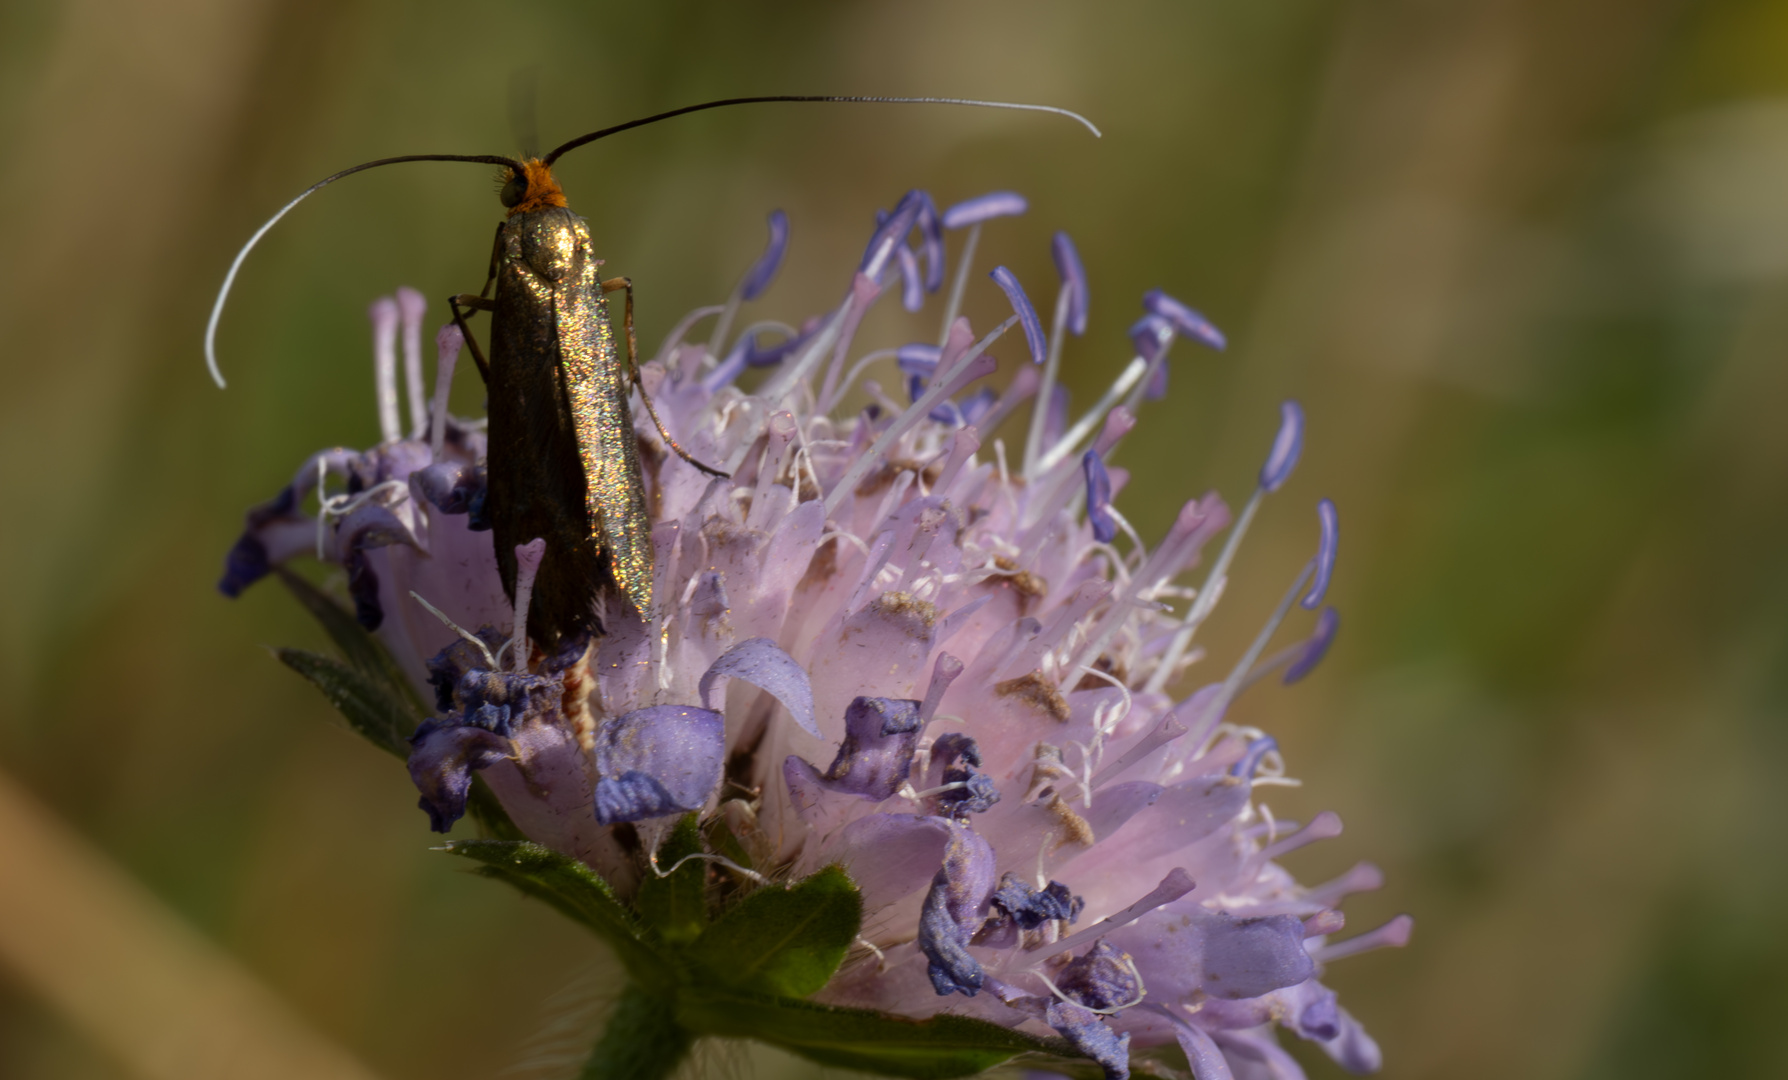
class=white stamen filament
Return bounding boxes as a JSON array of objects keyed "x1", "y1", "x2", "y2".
[
  {"x1": 1144, "y1": 486, "x2": 1265, "y2": 696},
  {"x1": 371, "y1": 298, "x2": 401, "y2": 443},
  {"x1": 1033, "y1": 356, "x2": 1147, "y2": 475},
  {"x1": 824, "y1": 316, "x2": 1016, "y2": 513},
  {"x1": 1022, "y1": 281, "x2": 1073, "y2": 479},
  {"x1": 409, "y1": 590, "x2": 495, "y2": 669},
  {"x1": 936, "y1": 222, "x2": 982, "y2": 346}
]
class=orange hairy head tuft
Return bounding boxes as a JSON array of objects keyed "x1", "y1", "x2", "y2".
[{"x1": 507, "y1": 158, "x2": 568, "y2": 215}]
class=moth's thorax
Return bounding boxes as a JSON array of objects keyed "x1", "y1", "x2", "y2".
[{"x1": 504, "y1": 207, "x2": 591, "y2": 284}]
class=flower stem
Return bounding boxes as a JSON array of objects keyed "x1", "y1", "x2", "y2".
[{"x1": 581, "y1": 985, "x2": 692, "y2": 1080}]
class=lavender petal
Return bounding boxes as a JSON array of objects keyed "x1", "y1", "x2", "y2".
[{"x1": 700, "y1": 636, "x2": 817, "y2": 737}]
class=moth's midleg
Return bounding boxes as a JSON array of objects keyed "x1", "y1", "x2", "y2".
[{"x1": 602, "y1": 275, "x2": 729, "y2": 479}]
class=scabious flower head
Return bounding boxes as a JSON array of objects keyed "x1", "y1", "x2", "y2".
[{"x1": 223, "y1": 190, "x2": 1407, "y2": 1079}]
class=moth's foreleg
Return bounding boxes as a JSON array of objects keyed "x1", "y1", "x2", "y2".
[
  {"x1": 602, "y1": 275, "x2": 730, "y2": 479},
  {"x1": 448, "y1": 294, "x2": 495, "y2": 384}
]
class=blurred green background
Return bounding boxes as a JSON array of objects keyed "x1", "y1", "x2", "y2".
[{"x1": 3, "y1": 0, "x2": 1786, "y2": 1077}]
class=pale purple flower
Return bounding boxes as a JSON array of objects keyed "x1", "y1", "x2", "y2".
[{"x1": 222, "y1": 192, "x2": 1404, "y2": 1079}]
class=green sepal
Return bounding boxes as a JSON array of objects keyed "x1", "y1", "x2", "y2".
[
  {"x1": 676, "y1": 985, "x2": 1079, "y2": 1079},
  {"x1": 277, "y1": 569, "x2": 424, "y2": 716},
  {"x1": 686, "y1": 864, "x2": 861, "y2": 998},
  {"x1": 636, "y1": 814, "x2": 708, "y2": 945},
  {"x1": 273, "y1": 647, "x2": 416, "y2": 756},
  {"x1": 440, "y1": 840, "x2": 671, "y2": 992}
]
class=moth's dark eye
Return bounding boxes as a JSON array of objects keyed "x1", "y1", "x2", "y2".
[{"x1": 500, "y1": 172, "x2": 528, "y2": 208}]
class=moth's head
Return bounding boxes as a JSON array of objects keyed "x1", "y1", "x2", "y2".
[{"x1": 499, "y1": 158, "x2": 568, "y2": 215}]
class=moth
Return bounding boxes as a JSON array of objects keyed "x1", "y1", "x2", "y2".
[{"x1": 206, "y1": 95, "x2": 1097, "y2": 648}]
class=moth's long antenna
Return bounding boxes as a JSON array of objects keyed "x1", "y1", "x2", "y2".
[
  {"x1": 544, "y1": 95, "x2": 1100, "y2": 165},
  {"x1": 207, "y1": 153, "x2": 521, "y2": 388}
]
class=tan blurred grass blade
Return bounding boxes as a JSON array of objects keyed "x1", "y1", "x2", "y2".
[{"x1": 0, "y1": 771, "x2": 386, "y2": 1080}]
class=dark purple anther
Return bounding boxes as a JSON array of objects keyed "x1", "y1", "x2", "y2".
[
  {"x1": 740, "y1": 209, "x2": 789, "y2": 301},
  {"x1": 1259, "y1": 399, "x2": 1304, "y2": 493},
  {"x1": 1052, "y1": 231, "x2": 1088, "y2": 336},
  {"x1": 959, "y1": 387, "x2": 997, "y2": 426},
  {"x1": 861, "y1": 190, "x2": 925, "y2": 280},
  {"x1": 593, "y1": 705, "x2": 726, "y2": 825},
  {"x1": 1084, "y1": 450, "x2": 1118, "y2": 543},
  {"x1": 1284, "y1": 606, "x2": 1339, "y2": 684},
  {"x1": 1142, "y1": 289, "x2": 1226, "y2": 351},
  {"x1": 1128, "y1": 313, "x2": 1173, "y2": 362},
  {"x1": 1229, "y1": 735, "x2": 1278, "y2": 779},
  {"x1": 1304, "y1": 498, "x2": 1338, "y2": 609},
  {"x1": 941, "y1": 191, "x2": 1028, "y2": 229},
  {"x1": 897, "y1": 245, "x2": 924, "y2": 312},
  {"x1": 916, "y1": 191, "x2": 944, "y2": 292},
  {"x1": 897, "y1": 343, "x2": 942, "y2": 376},
  {"x1": 990, "y1": 266, "x2": 1046, "y2": 365}
]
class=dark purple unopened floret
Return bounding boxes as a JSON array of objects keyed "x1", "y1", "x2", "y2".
[
  {"x1": 407, "y1": 719, "x2": 509, "y2": 833},
  {"x1": 1305, "y1": 498, "x2": 1338, "y2": 609},
  {"x1": 989, "y1": 872, "x2": 1082, "y2": 930},
  {"x1": 1046, "y1": 1001, "x2": 1130, "y2": 1080},
  {"x1": 342, "y1": 547, "x2": 382, "y2": 630},
  {"x1": 819, "y1": 696, "x2": 923, "y2": 801},
  {"x1": 413, "y1": 460, "x2": 488, "y2": 517},
  {"x1": 739, "y1": 209, "x2": 789, "y2": 301},
  {"x1": 424, "y1": 627, "x2": 508, "y2": 712},
  {"x1": 917, "y1": 823, "x2": 994, "y2": 996},
  {"x1": 218, "y1": 533, "x2": 271, "y2": 597},
  {"x1": 1057, "y1": 940, "x2": 1141, "y2": 1011},
  {"x1": 932, "y1": 734, "x2": 1000, "y2": 817},
  {"x1": 592, "y1": 705, "x2": 726, "y2": 825}
]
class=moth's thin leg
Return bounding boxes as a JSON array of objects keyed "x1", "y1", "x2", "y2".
[
  {"x1": 445, "y1": 224, "x2": 505, "y2": 384},
  {"x1": 448, "y1": 294, "x2": 494, "y2": 384},
  {"x1": 602, "y1": 275, "x2": 730, "y2": 478}
]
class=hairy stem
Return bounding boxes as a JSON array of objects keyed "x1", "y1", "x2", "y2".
[{"x1": 581, "y1": 985, "x2": 692, "y2": 1080}]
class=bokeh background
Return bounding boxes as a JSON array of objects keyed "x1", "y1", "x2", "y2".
[{"x1": 3, "y1": 1, "x2": 1786, "y2": 1077}]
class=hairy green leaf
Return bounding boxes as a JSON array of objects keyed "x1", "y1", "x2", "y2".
[
  {"x1": 677, "y1": 985, "x2": 1077, "y2": 1078},
  {"x1": 441, "y1": 840, "x2": 667, "y2": 989},
  {"x1": 274, "y1": 647, "x2": 415, "y2": 756},
  {"x1": 277, "y1": 569, "x2": 424, "y2": 716},
  {"x1": 636, "y1": 814, "x2": 708, "y2": 945},
  {"x1": 687, "y1": 864, "x2": 861, "y2": 998}
]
